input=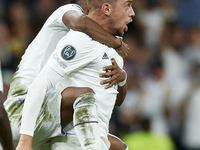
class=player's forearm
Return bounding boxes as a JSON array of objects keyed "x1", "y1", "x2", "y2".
[
  {"x1": 20, "y1": 84, "x2": 46, "y2": 136},
  {"x1": 20, "y1": 67, "x2": 49, "y2": 136},
  {"x1": 77, "y1": 15, "x2": 121, "y2": 48},
  {"x1": 115, "y1": 83, "x2": 127, "y2": 106},
  {"x1": 63, "y1": 11, "x2": 121, "y2": 48},
  {"x1": 20, "y1": 65, "x2": 62, "y2": 136},
  {"x1": 0, "y1": 101, "x2": 15, "y2": 150}
]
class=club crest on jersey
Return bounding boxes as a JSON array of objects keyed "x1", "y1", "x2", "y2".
[{"x1": 61, "y1": 45, "x2": 76, "y2": 60}]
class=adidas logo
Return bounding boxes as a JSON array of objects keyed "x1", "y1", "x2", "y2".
[{"x1": 102, "y1": 52, "x2": 109, "y2": 59}]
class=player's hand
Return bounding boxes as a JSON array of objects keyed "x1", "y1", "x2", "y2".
[
  {"x1": 16, "y1": 144, "x2": 33, "y2": 150},
  {"x1": 115, "y1": 38, "x2": 129, "y2": 63},
  {"x1": 16, "y1": 134, "x2": 33, "y2": 150},
  {"x1": 99, "y1": 58, "x2": 126, "y2": 89}
]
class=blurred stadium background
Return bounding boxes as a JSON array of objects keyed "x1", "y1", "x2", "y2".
[{"x1": 1, "y1": 0, "x2": 200, "y2": 149}]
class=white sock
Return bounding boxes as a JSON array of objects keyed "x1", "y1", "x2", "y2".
[{"x1": 73, "y1": 93, "x2": 100, "y2": 150}]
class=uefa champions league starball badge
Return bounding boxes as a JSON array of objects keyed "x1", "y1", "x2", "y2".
[{"x1": 61, "y1": 45, "x2": 76, "y2": 60}]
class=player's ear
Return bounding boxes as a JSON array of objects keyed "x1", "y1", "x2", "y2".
[{"x1": 102, "y1": 3, "x2": 112, "y2": 16}]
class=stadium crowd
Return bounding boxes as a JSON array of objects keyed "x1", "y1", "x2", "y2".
[{"x1": 1, "y1": 0, "x2": 200, "y2": 150}]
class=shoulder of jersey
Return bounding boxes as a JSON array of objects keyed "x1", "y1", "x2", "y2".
[
  {"x1": 71, "y1": 4, "x2": 84, "y2": 13},
  {"x1": 67, "y1": 30, "x2": 94, "y2": 43},
  {"x1": 60, "y1": 4, "x2": 83, "y2": 13}
]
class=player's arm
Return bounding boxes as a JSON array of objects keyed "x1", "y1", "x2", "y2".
[
  {"x1": 99, "y1": 58, "x2": 126, "y2": 89},
  {"x1": 100, "y1": 70, "x2": 127, "y2": 106},
  {"x1": 16, "y1": 65, "x2": 63, "y2": 150},
  {"x1": 63, "y1": 10, "x2": 129, "y2": 61},
  {"x1": 0, "y1": 92, "x2": 15, "y2": 150},
  {"x1": 115, "y1": 83, "x2": 127, "y2": 106},
  {"x1": 99, "y1": 58, "x2": 127, "y2": 106}
]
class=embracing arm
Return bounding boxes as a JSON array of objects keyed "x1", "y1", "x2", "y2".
[
  {"x1": 115, "y1": 83, "x2": 127, "y2": 106},
  {"x1": 63, "y1": 11, "x2": 129, "y2": 61},
  {"x1": 0, "y1": 92, "x2": 15, "y2": 150},
  {"x1": 63, "y1": 10, "x2": 120, "y2": 48},
  {"x1": 99, "y1": 58, "x2": 127, "y2": 106}
]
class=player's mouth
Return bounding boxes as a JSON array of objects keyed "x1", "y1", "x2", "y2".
[
  {"x1": 124, "y1": 20, "x2": 133, "y2": 32},
  {"x1": 125, "y1": 25, "x2": 128, "y2": 32}
]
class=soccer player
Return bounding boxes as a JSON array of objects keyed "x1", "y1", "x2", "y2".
[
  {"x1": 14, "y1": 0, "x2": 135, "y2": 149},
  {"x1": 7, "y1": 0, "x2": 129, "y2": 99},
  {"x1": 0, "y1": 62, "x2": 15, "y2": 150},
  {"x1": 7, "y1": 0, "x2": 129, "y2": 98},
  {"x1": 4, "y1": 0, "x2": 128, "y2": 149}
]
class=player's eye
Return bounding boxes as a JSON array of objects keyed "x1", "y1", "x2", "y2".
[{"x1": 126, "y1": 2, "x2": 131, "y2": 8}]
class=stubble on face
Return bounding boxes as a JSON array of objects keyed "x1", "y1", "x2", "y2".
[{"x1": 108, "y1": 0, "x2": 134, "y2": 36}]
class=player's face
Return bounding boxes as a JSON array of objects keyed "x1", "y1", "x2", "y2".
[{"x1": 110, "y1": 0, "x2": 135, "y2": 36}]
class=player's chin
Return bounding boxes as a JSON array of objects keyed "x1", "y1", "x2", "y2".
[
  {"x1": 119, "y1": 26, "x2": 128, "y2": 36},
  {"x1": 118, "y1": 29, "x2": 125, "y2": 36},
  {"x1": 121, "y1": 31, "x2": 125, "y2": 36},
  {"x1": 115, "y1": 28, "x2": 125, "y2": 36},
  {"x1": 120, "y1": 29, "x2": 126, "y2": 36}
]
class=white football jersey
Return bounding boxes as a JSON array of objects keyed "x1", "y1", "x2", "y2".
[
  {"x1": 8, "y1": 4, "x2": 83, "y2": 98},
  {"x1": 48, "y1": 30, "x2": 124, "y2": 136},
  {"x1": 19, "y1": 30, "x2": 124, "y2": 138},
  {"x1": 0, "y1": 61, "x2": 3, "y2": 93}
]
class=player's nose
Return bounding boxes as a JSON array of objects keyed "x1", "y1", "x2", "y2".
[{"x1": 130, "y1": 7, "x2": 135, "y2": 17}]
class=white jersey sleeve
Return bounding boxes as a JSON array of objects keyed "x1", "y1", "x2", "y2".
[
  {"x1": 45, "y1": 4, "x2": 84, "y2": 31},
  {"x1": 47, "y1": 30, "x2": 100, "y2": 77},
  {"x1": 20, "y1": 65, "x2": 63, "y2": 136},
  {"x1": 54, "y1": 4, "x2": 84, "y2": 28},
  {"x1": 0, "y1": 61, "x2": 3, "y2": 93},
  {"x1": 8, "y1": 4, "x2": 84, "y2": 98}
]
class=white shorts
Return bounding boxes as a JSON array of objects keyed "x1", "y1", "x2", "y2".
[
  {"x1": 49, "y1": 132, "x2": 109, "y2": 150},
  {"x1": 4, "y1": 88, "x2": 110, "y2": 150},
  {"x1": 4, "y1": 88, "x2": 65, "y2": 149}
]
